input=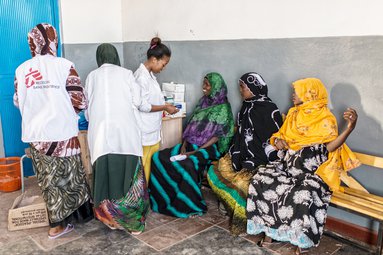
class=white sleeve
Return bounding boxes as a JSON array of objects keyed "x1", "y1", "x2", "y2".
[
  {"x1": 84, "y1": 75, "x2": 90, "y2": 121},
  {"x1": 135, "y1": 75, "x2": 152, "y2": 112}
]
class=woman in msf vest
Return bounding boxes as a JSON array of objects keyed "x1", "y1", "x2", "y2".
[
  {"x1": 85, "y1": 43, "x2": 149, "y2": 234},
  {"x1": 14, "y1": 23, "x2": 93, "y2": 239},
  {"x1": 207, "y1": 72, "x2": 283, "y2": 235},
  {"x1": 246, "y1": 78, "x2": 360, "y2": 254}
]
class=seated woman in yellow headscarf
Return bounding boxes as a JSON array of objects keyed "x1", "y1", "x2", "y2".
[{"x1": 246, "y1": 78, "x2": 360, "y2": 254}]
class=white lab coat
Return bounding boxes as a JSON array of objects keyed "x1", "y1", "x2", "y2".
[
  {"x1": 134, "y1": 63, "x2": 165, "y2": 146},
  {"x1": 85, "y1": 63, "x2": 143, "y2": 164}
]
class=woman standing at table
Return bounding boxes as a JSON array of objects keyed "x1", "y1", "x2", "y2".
[{"x1": 134, "y1": 37, "x2": 179, "y2": 184}]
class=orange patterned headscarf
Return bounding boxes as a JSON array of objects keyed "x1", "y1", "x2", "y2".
[{"x1": 271, "y1": 78, "x2": 360, "y2": 191}]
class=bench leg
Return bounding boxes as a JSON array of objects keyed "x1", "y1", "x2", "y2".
[{"x1": 377, "y1": 222, "x2": 383, "y2": 255}]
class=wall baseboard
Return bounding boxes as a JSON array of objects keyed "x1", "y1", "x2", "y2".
[{"x1": 325, "y1": 216, "x2": 377, "y2": 245}]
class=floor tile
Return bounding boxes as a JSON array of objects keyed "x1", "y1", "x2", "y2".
[
  {"x1": 148, "y1": 211, "x2": 178, "y2": 225},
  {"x1": 200, "y1": 207, "x2": 228, "y2": 224},
  {"x1": 74, "y1": 219, "x2": 105, "y2": 235},
  {"x1": 167, "y1": 217, "x2": 213, "y2": 236},
  {"x1": 261, "y1": 241, "x2": 289, "y2": 253},
  {"x1": 217, "y1": 219, "x2": 230, "y2": 231},
  {"x1": 30, "y1": 228, "x2": 82, "y2": 251},
  {"x1": 100, "y1": 236, "x2": 161, "y2": 255},
  {"x1": 161, "y1": 238, "x2": 209, "y2": 255},
  {"x1": 306, "y1": 235, "x2": 344, "y2": 255},
  {"x1": 273, "y1": 243, "x2": 299, "y2": 255},
  {"x1": 135, "y1": 224, "x2": 188, "y2": 250},
  {"x1": 50, "y1": 228, "x2": 133, "y2": 254},
  {"x1": 243, "y1": 233, "x2": 264, "y2": 245},
  {"x1": 144, "y1": 216, "x2": 163, "y2": 232},
  {"x1": 188, "y1": 226, "x2": 272, "y2": 254},
  {"x1": 332, "y1": 244, "x2": 371, "y2": 255},
  {"x1": 0, "y1": 237, "x2": 42, "y2": 255},
  {"x1": 0, "y1": 226, "x2": 48, "y2": 247}
]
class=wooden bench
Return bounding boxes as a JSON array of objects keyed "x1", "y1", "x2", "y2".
[{"x1": 329, "y1": 152, "x2": 383, "y2": 255}]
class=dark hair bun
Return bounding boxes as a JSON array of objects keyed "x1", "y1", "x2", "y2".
[
  {"x1": 150, "y1": 37, "x2": 161, "y2": 47},
  {"x1": 147, "y1": 37, "x2": 171, "y2": 59}
]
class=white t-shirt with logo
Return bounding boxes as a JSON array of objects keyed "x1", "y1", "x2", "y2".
[{"x1": 15, "y1": 55, "x2": 78, "y2": 142}]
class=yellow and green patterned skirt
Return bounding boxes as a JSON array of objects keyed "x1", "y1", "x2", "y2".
[{"x1": 207, "y1": 154, "x2": 255, "y2": 235}]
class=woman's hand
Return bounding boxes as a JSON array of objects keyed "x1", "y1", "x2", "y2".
[
  {"x1": 326, "y1": 108, "x2": 358, "y2": 152},
  {"x1": 343, "y1": 107, "x2": 358, "y2": 131},
  {"x1": 180, "y1": 141, "x2": 187, "y2": 154},
  {"x1": 274, "y1": 138, "x2": 288, "y2": 150},
  {"x1": 183, "y1": 151, "x2": 197, "y2": 157},
  {"x1": 164, "y1": 104, "x2": 179, "y2": 115}
]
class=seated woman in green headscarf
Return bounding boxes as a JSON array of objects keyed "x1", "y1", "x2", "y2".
[
  {"x1": 85, "y1": 43, "x2": 149, "y2": 234},
  {"x1": 149, "y1": 72, "x2": 235, "y2": 218}
]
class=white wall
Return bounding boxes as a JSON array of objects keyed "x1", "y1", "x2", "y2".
[
  {"x1": 122, "y1": 0, "x2": 383, "y2": 41},
  {"x1": 59, "y1": 0, "x2": 383, "y2": 43},
  {"x1": 60, "y1": 0, "x2": 123, "y2": 43}
]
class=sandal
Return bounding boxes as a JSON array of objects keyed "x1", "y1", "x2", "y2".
[
  {"x1": 218, "y1": 202, "x2": 228, "y2": 216},
  {"x1": 257, "y1": 234, "x2": 273, "y2": 247},
  {"x1": 48, "y1": 224, "x2": 74, "y2": 240},
  {"x1": 130, "y1": 231, "x2": 143, "y2": 236}
]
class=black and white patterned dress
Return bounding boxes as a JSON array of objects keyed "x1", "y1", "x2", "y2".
[{"x1": 246, "y1": 144, "x2": 332, "y2": 248}]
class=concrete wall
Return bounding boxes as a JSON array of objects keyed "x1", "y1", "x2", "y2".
[{"x1": 62, "y1": 43, "x2": 124, "y2": 83}]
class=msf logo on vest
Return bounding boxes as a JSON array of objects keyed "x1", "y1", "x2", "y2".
[{"x1": 25, "y1": 68, "x2": 43, "y2": 88}]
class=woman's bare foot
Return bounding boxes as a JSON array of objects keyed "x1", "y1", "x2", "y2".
[
  {"x1": 48, "y1": 225, "x2": 64, "y2": 237},
  {"x1": 48, "y1": 224, "x2": 74, "y2": 239},
  {"x1": 188, "y1": 214, "x2": 200, "y2": 219}
]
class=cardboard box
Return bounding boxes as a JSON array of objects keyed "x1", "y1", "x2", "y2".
[
  {"x1": 163, "y1": 83, "x2": 185, "y2": 93},
  {"x1": 163, "y1": 91, "x2": 174, "y2": 98},
  {"x1": 8, "y1": 192, "x2": 49, "y2": 231},
  {"x1": 78, "y1": 131, "x2": 92, "y2": 178},
  {"x1": 162, "y1": 82, "x2": 176, "y2": 92},
  {"x1": 174, "y1": 84, "x2": 185, "y2": 92},
  {"x1": 173, "y1": 92, "x2": 185, "y2": 102}
]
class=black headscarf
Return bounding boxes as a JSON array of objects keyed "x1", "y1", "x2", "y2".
[
  {"x1": 229, "y1": 72, "x2": 283, "y2": 171},
  {"x1": 96, "y1": 43, "x2": 121, "y2": 67}
]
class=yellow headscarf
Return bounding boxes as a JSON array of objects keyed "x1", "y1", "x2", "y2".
[{"x1": 270, "y1": 78, "x2": 360, "y2": 191}]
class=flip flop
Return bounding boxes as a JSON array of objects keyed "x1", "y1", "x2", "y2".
[
  {"x1": 130, "y1": 231, "x2": 143, "y2": 236},
  {"x1": 48, "y1": 224, "x2": 74, "y2": 240}
]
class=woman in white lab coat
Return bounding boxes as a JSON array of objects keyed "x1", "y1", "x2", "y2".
[
  {"x1": 134, "y1": 37, "x2": 178, "y2": 183},
  {"x1": 86, "y1": 43, "x2": 149, "y2": 234}
]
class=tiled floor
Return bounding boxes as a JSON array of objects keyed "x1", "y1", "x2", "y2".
[{"x1": 0, "y1": 177, "x2": 372, "y2": 255}]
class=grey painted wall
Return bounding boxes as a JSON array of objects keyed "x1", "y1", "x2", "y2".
[
  {"x1": 63, "y1": 36, "x2": 383, "y2": 230},
  {"x1": 63, "y1": 43, "x2": 124, "y2": 84}
]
